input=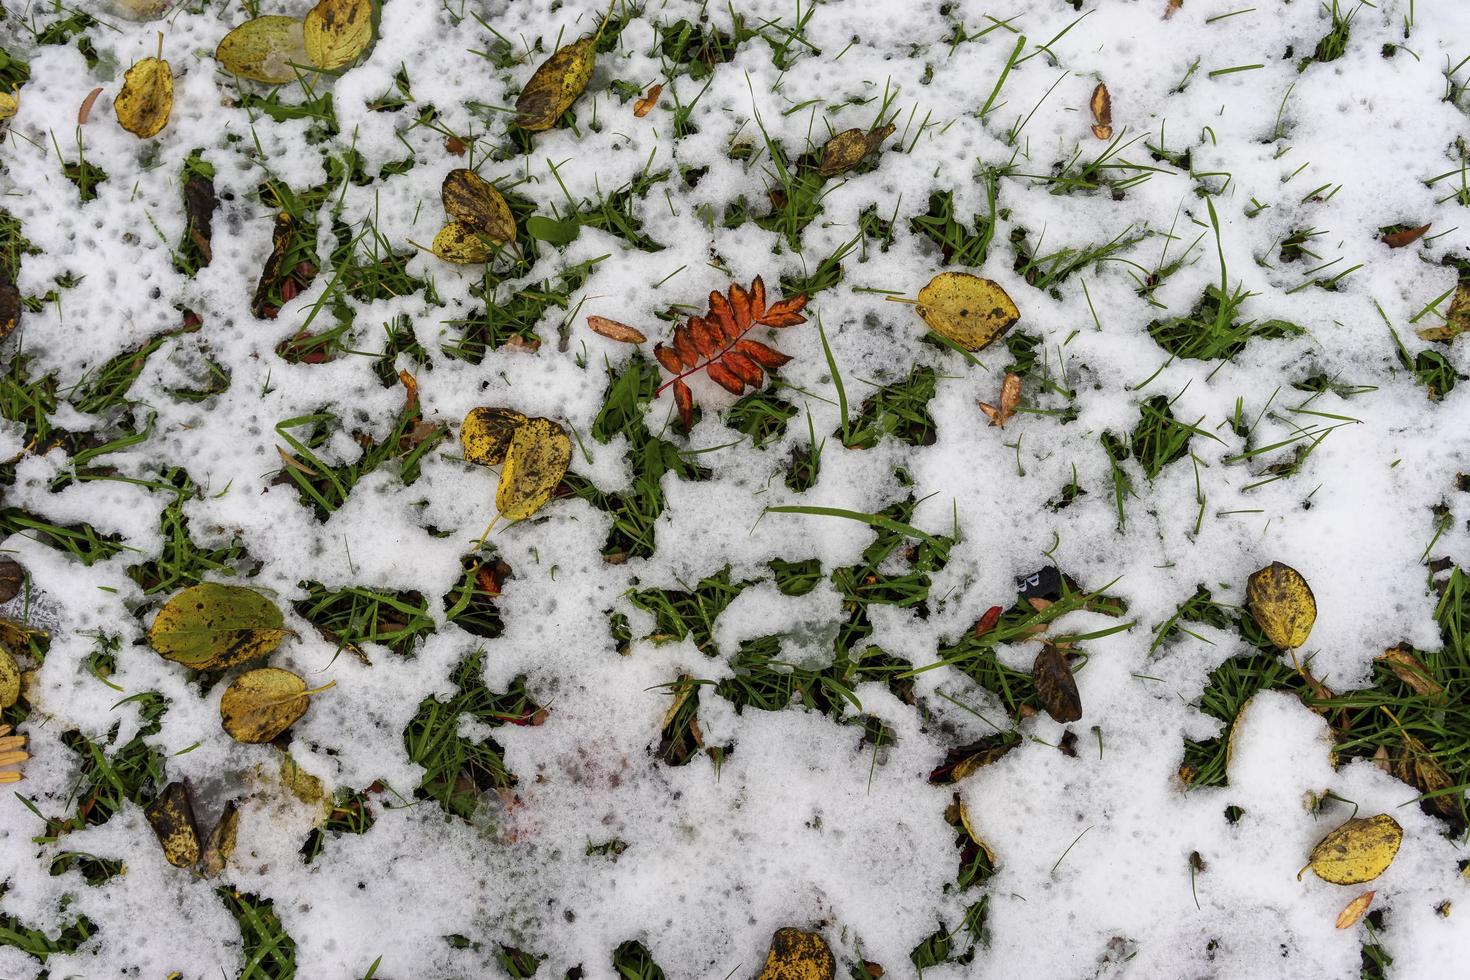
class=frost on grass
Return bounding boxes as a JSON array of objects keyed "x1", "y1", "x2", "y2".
[{"x1": 2, "y1": 0, "x2": 1470, "y2": 977}]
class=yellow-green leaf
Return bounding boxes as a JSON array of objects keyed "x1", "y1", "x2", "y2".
[
  {"x1": 441, "y1": 169, "x2": 516, "y2": 245},
  {"x1": 148, "y1": 583, "x2": 288, "y2": 670},
  {"x1": 114, "y1": 56, "x2": 173, "y2": 138},
  {"x1": 816, "y1": 123, "x2": 895, "y2": 177},
  {"x1": 514, "y1": 36, "x2": 596, "y2": 132},
  {"x1": 216, "y1": 15, "x2": 310, "y2": 84},
  {"x1": 200, "y1": 800, "x2": 239, "y2": 878},
  {"x1": 220, "y1": 667, "x2": 333, "y2": 744},
  {"x1": 496, "y1": 417, "x2": 572, "y2": 521},
  {"x1": 462, "y1": 406, "x2": 527, "y2": 466},
  {"x1": 756, "y1": 927, "x2": 835, "y2": 980},
  {"x1": 1302, "y1": 814, "x2": 1402, "y2": 885},
  {"x1": 915, "y1": 271, "x2": 1021, "y2": 351},
  {"x1": 1246, "y1": 561, "x2": 1316, "y2": 649},
  {"x1": 431, "y1": 220, "x2": 490, "y2": 264},
  {"x1": 145, "y1": 781, "x2": 201, "y2": 868},
  {"x1": 0, "y1": 645, "x2": 18, "y2": 709},
  {"x1": 0, "y1": 88, "x2": 18, "y2": 122},
  {"x1": 304, "y1": 0, "x2": 374, "y2": 71}
]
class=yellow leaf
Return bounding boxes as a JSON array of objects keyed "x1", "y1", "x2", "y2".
[
  {"x1": 462, "y1": 406, "x2": 528, "y2": 465},
  {"x1": 431, "y1": 220, "x2": 490, "y2": 264},
  {"x1": 200, "y1": 801, "x2": 239, "y2": 878},
  {"x1": 914, "y1": 271, "x2": 1021, "y2": 352},
  {"x1": 148, "y1": 582, "x2": 289, "y2": 670},
  {"x1": 0, "y1": 88, "x2": 18, "y2": 121},
  {"x1": 145, "y1": 781, "x2": 201, "y2": 868},
  {"x1": 756, "y1": 927, "x2": 835, "y2": 980},
  {"x1": 1415, "y1": 281, "x2": 1470, "y2": 343},
  {"x1": 816, "y1": 123, "x2": 895, "y2": 177},
  {"x1": 220, "y1": 667, "x2": 334, "y2": 744},
  {"x1": 514, "y1": 36, "x2": 597, "y2": 132},
  {"x1": 1301, "y1": 814, "x2": 1402, "y2": 885},
  {"x1": 216, "y1": 15, "x2": 310, "y2": 84},
  {"x1": 496, "y1": 417, "x2": 572, "y2": 521},
  {"x1": 115, "y1": 56, "x2": 173, "y2": 138},
  {"x1": 0, "y1": 645, "x2": 18, "y2": 709},
  {"x1": 304, "y1": 0, "x2": 374, "y2": 71},
  {"x1": 441, "y1": 169, "x2": 516, "y2": 245},
  {"x1": 1246, "y1": 561, "x2": 1316, "y2": 649}
]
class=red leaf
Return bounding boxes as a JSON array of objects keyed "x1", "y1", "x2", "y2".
[
  {"x1": 974, "y1": 605, "x2": 1002, "y2": 636},
  {"x1": 729, "y1": 282, "x2": 752, "y2": 330},
  {"x1": 750, "y1": 276, "x2": 767, "y2": 322},
  {"x1": 758, "y1": 293, "x2": 808, "y2": 327},
  {"x1": 672, "y1": 325, "x2": 699, "y2": 367},
  {"x1": 673, "y1": 380, "x2": 694, "y2": 428},
  {"x1": 1382, "y1": 223, "x2": 1431, "y2": 248},
  {"x1": 690, "y1": 317, "x2": 721, "y2": 358},
  {"x1": 735, "y1": 338, "x2": 791, "y2": 368},
  {"x1": 706, "y1": 362, "x2": 746, "y2": 394},
  {"x1": 654, "y1": 344, "x2": 682, "y2": 374},
  {"x1": 722, "y1": 351, "x2": 763, "y2": 387},
  {"x1": 708, "y1": 291, "x2": 738, "y2": 340}
]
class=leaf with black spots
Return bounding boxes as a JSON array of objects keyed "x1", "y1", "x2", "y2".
[
  {"x1": 148, "y1": 583, "x2": 288, "y2": 670},
  {"x1": 145, "y1": 781, "x2": 201, "y2": 868}
]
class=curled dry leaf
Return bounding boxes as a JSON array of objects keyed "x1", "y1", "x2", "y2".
[
  {"x1": 303, "y1": 0, "x2": 374, "y2": 71},
  {"x1": 145, "y1": 781, "x2": 201, "y2": 868},
  {"x1": 1377, "y1": 644, "x2": 1443, "y2": 699},
  {"x1": 1246, "y1": 561, "x2": 1316, "y2": 649},
  {"x1": 1382, "y1": 223, "x2": 1430, "y2": 248},
  {"x1": 0, "y1": 645, "x2": 18, "y2": 708},
  {"x1": 220, "y1": 667, "x2": 334, "y2": 743},
  {"x1": 115, "y1": 54, "x2": 173, "y2": 138},
  {"x1": 914, "y1": 271, "x2": 1020, "y2": 352},
  {"x1": 148, "y1": 582, "x2": 288, "y2": 670},
  {"x1": 78, "y1": 86, "x2": 104, "y2": 125},
  {"x1": 586, "y1": 315, "x2": 647, "y2": 344},
  {"x1": 1033, "y1": 642, "x2": 1082, "y2": 723},
  {"x1": 496, "y1": 417, "x2": 572, "y2": 521},
  {"x1": 1416, "y1": 281, "x2": 1470, "y2": 344},
  {"x1": 431, "y1": 221, "x2": 490, "y2": 264},
  {"x1": 817, "y1": 123, "x2": 896, "y2": 177},
  {"x1": 633, "y1": 82, "x2": 662, "y2": 117},
  {"x1": 441, "y1": 169, "x2": 516, "y2": 245},
  {"x1": 1394, "y1": 734, "x2": 1461, "y2": 824},
  {"x1": 1089, "y1": 82, "x2": 1112, "y2": 140},
  {"x1": 462, "y1": 406, "x2": 527, "y2": 466},
  {"x1": 515, "y1": 36, "x2": 597, "y2": 132},
  {"x1": 200, "y1": 800, "x2": 239, "y2": 877},
  {"x1": 251, "y1": 212, "x2": 295, "y2": 317},
  {"x1": 0, "y1": 556, "x2": 23, "y2": 603},
  {"x1": 756, "y1": 927, "x2": 836, "y2": 980},
  {"x1": 216, "y1": 15, "x2": 311, "y2": 83},
  {"x1": 1300, "y1": 814, "x2": 1402, "y2": 885},
  {"x1": 979, "y1": 372, "x2": 1022, "y2": 426},
  {"x1": 1336, "y1": 891, "x2": 1375, "y2": 929}
]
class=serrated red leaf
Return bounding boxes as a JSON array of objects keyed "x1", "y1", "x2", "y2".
[
  {"x1": 673, "y1": 379, "x2": 694, "y2": 429},
  {"x1": 706, "y1": 293, "x2": 738, "y2": 343},
  {"x1": 706, "y1": 362, "x2": 746, "y2": 395},
  {"x1": 730, "y1": 282, "x2": 752, "y2": 330},
  {"x1": 759, "y1": 293, "x2": 808, "y2": 328},
  {"x1": 734, "y1": 338, "x2": 791, "y2": 368},
  {"x1": 723, "y1": 351, "x2": 763, "y2": 387},
  {"x1": 750, "y1": 276, "x2": 767, "y2": 321},
  {"x1": 690, "y1": 317, "x2": 721, "y2": 358},
  {"x1": 654, "y1": 344, "x2": 682, "y2": 374},
  {"x1": 672, "y1": 325, "x2": 699, "y2": 367}
]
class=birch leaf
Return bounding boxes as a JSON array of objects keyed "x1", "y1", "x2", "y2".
[
  {"x1": 462, "y1": 407, "x2": 527, "y2": 466},
  {"x1": 148, "y1": 583, "x2": 288, "y2": 670},
  {"x1": 496, "y1": 417, "x2": 572, "y2": 521},
  {"x1": 441, "y1": 169, "x2": 515, "y2": 244},
  {"x1": 304, "y1": 0, "x2": 373, "y2": 71},
  {"x1": 220, "y1": 667, "x2": 334, "y2": 744},
  {"x1": 915, "y1": 272, "x2": 1020, "y2": 351},
  {"x1": 114, "y1": 56, "x2": 173, "y2": 138},
  {"x1": 216, "y1": 16, "x2": 310, "y2": 84},
  {"x1": 1301, "y1": 814, "x2": 1402, "y2": 885},
  {"x1": 1246, "y1": 561, "x2": 1316, "y2": 649},
  {"x1": 145, "y1": 781, "x2": 201, "y2": 868},
  {"x1": 431, "y1": 221, "x2": 490, "y2": 264},
  {"x1": 515, "y1": 36, "x2": 597, "y2": 132}
]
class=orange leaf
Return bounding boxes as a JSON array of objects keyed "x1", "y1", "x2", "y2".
[
  {"x1": 750, "y1": 276, "x2": 767, "y2": 321},
  {"x1": 673, "y1": 380, "x2": 694, "y2": 428},
  {"x1": 654, "y1": 344, "x2": 681, "y2": 374},
  {"x1": 706, "y1": 362, "x2": 745, "y2": 395},
  {"x1": 729, "y1": 282, "x2": 752, "y2": 330},
  {"x1": 672, "y1": 326, "x2": 699, "y2": 367},
  {"x1": 690, "y1": 317, "x2": 721, "y2": 358},
  {"x1": 708, "y1": 291, "x2": 738, "y2": 341},
  {"x1": 1382, "y1": 224, "x2": 1431, "y2": 248},
  {"x1": 759, "y1": 293, "x2": 808, "y2": 327},
  {"x1": 735, "y1": 338, "x2": 791, "y2": 368},
  {"x1": 1336, "y1": 891, "x2": 1374, "y2": 929},
  {"x1": 634, "y1": 82, "x2": 662, "y2": 118},
  {"x1": 398, "y1": 369, "x2": 419, "y2": 413},
  {"x1": 722, "y1": 351, "x2": 763, "y2": 386},
  {"x1": 586, "y1": 315, "x2": 647, "y2": 344}
]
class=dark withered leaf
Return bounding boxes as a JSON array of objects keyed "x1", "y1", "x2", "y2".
[
  {"x1": 0, "y1": 557, "x2": 23, "y2": 603},
  {"x1": 251, "y1": 212, "x2": 294, "y2": 318},
  {"x1": 0, "y1": 276, "x2": 19, "y2": 344},
  {"x1": 816, "y1": 123, "x2": 895, "y2": 177},
  {"x1": 1033, "y1": 643, "x2": 1082, "y2": 723},
  {"x1": 145, "y1": 781, "x2": 201, "y2": 868},
  {"x1": 183, "y1": 173, "x2": 218, "y2": 269}
]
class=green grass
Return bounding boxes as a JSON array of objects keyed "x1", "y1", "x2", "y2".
[{"x1": 294, "y1": 582, "x2": 435, "y2": 660}]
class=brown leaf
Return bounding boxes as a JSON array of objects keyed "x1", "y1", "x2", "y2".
[
  {"x1": 515, "y1": 36, "x2": 597, "y2": 132},
  {"x1": 1090, "y1": 82, "x2": 1112, "y2": 126},
  {"x1": 0, "y1": 557, "x2": 24, "y2": 604},
  {"x1": 979, "y1": 372, "x2": 1022, "y2": 426},
  {"x1": 586, "y1": 315, "x2": 647, "y2": 344},
  {"x1": 1382, "y1": 223, "x2": 1430, "y2": 248},
  {"x1": 251, "y1": 212, "x2": 296, "y2": 319},
  {"x1": 78, "y1": 86, "x2": 103, "y2": 125},
  {"x1": 1091, "y1": 123, "x2": 1113, "y2": 141},
  {"x1": 1033, "y1": 643, "x2": 1082, "y2": 723},
  {"x1": 441, "y1": 169, "x2": 516, "y2": 245},
  {"x1": 634, "y1": 82, "x2": 662, "y2": 117},
  {"x1": 145, "y1": 781, "x2": 201, "y2": 868},
  {"x1": 1377, "y1": 644, "x2": 1443, "y2": 699},
  {"x1": 183, "y1": 173, "x2": 218, "y2": 269},
  {"x1": 1336, "y1": 891, "x2": 1375, "y2": 929},
  {"x1": 817, "y1": 123, "x2": 896, "y2": 177},
  {"x1": 398, "y1": 369, "x2": 419, "y2": 413},
  {"x1": 444, "y1": 135, "x2": 466, "y2": 156},
  {"x1": 0, "y1": 277, "x2": 18, "y2": 344}
]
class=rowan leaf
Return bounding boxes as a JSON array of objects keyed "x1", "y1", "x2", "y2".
[
  {"x1": 215, "y1": 15, "x2": 311, "y2": 84},
  {"x1": 303, "y1": 0, "x2": 374, "y2": 71},
  {"x1": 1335, "y1": 891, "x2": 1374, "y2": 929},
  {"x1": 431, "y1": 220, "x2": 490, "y2": 264},
  {"x1": 441, "y1": 169, "x2": 515, "y2": 245},
  {"x1": 915, "y1": 271, "x2": 1021, "y2": 351},
  {"x1": 1301, "y1": 814, "x2": 1402, "y2": 885},
  {"x1": 462, "y1": 407, "x2": 527, "y2": 466},
  {"x1": 221, "y1": 667, "x2": 333, "y2": 743},
  {"x1": 1246, "y1": 561, "x2": 1316, "y2": 649},
  {"x1": 756, "y1": 927, "x2": 835, "y2": 980},
  {"x1": 1032, "y1": 642, "x2": 1082, "y2": 723},
  {"x1": 0, "y1": 645, "x2": 18, "y2": 708},
  {"x1": 114, "y1": 56, "x2": 173, "y2": 138},
  {"x1": 817, "y1": 123, "x2": 895, "y2": 177},
  {"x1": 586, "y1": 315, "x2": 647, "y2": 344},
  {"x1": 148, "y1": 583, "x2": 288, "y2": 670},
  {"x1": 515, "y1": 36, "x2": 597, "y2": 132},
  {"x1": 496, "y1": 417, "x2": 572, "y2": 521},
  {"x1": 145, "y1": 781, "x2": 201, "y2": 868},
  {"x1": 200, "y1": 801, "x2": 239, "y2": 878}
]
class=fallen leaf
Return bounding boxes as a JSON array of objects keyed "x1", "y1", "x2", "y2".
[
  {"x1": 77, "y1": 86, "x2": 103, "y2": 125},
  {"x1": 1416, "y1": 281, "x2": 1470, "y2": 343},
  {"x1": 1335, "y1": 891, "x2": 1374, "y2": 928},
  {"x1": 462, "y1": 406, "x2": 528, "y2": 465},
  {"x1": 756, "y1": 927, "x2": 835, "y2": 980},
  {"x1": 444, "y1": 135, "x2": 466, "y2": 155},
  {"x1": 1300, "y1": 814, "x2": 1402, "y2": 885},
  {"x1": 586, "y1": 315, "x2": 647, "y2": 344},
  {"x1": 0, "y1": 724, "x2": 24, "y2": 783},
  {"x1": 0, "y1": 277, "x2": 20, "y2": 343},
  {"x1": 145, "y1": 781, "x2": 201, "y2": 868},
  {"x1": 0, "y1": 557, "x2": 23, "y2": 603},
  {"x1": 973, "y1": 604, "x2": 1003, "y2": 636},
  {"x1": 398, "y1": 369, "x2": 418, "y2": 413},
  {"x1": 914, "y1": 271, "x2": 1020, "y2": 352},
  {"x1": 148, "y1": 582, "x2": 289, "y2": 670},
  {"x1": 1395, "y1": 734, "x2": 1461, "y2": 824},
  {"x1": 441, "y1": 169, "x2": 516, "y2": 245},
  {"x1": 1165, "y1": 0, "x2": 1182, "y2": 18},
  {"x1": 1246, "y1": 562, "x2": 1316, "y2": 649},
  {"x1": 251, "y1": 212, "x2": 295, "y2": 318},
  {"x1": 216, "y1": 15, "x2": 311, "y2": 84},
  {"x1": 1089, "y1": 82, "x2": 1112, "y2": 140},
  {"x1": 634, "y1": 82, "x2": 662, "y2": 117},
  {"x1": 220, "y1": 667, "x2": 334, "y2": 743},
  {"x1": 1382, "y1": 224, "x2": 1430, "y2": 248},
  {"x1": 496, "y1": 417, "x2": 572, "y2": 521},
  {"x1": 200, "y1": 800, "x2": 239, "y2": 877},
  {"x1": 0, "y1": 646, "x2": 18, "y2": 708},
  {"x1": 979, "y1": 372, "x2": 1022, "y2": 426},
  {"x1": 0, "y1": 88, "x2": 17, "y2": 121},
  {"x1": 430, "y1": 220, "x2": 490, "y2": 264},
  {"x1": 114, "y1": 51, "x2": 173, "y2": 138},
  {"x1": 183, "y1": 173, "x2": 218, "y2": 268},
  {"x1": 1033, "y1": 643, "x2": 1082, "y2": 723},
  {"x1": 303, "y1": 0, "x2": 373, "y2": 70},
  {"x1": 817, "y1": 123, "x2": 896, "y2": 177},
  {"x1": 515, "y1": 35, "x2": 597, "y2": 132},
  {"x1": 1377, "y1": 644, "x2": 1443, "y2": 699},
  {"x1": 957, "y1": 801, "x2": 999, "y2": 866}
]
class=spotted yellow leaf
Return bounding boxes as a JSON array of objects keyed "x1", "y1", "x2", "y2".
[
  {"x1": 496, "y1": 417, "x2": 572, "y2": 521},
  {"x1": 441, "y1": 169, "x2": 516, "y2": 245},
  {"x1": 115, "y1": 55, "x2": 173, "y2": 138},
  {"x1": 1246, "y1": 561, "x2": 1316, "y2": 649},
  {"x1": 817, "y1": 123, "x2": 895, "y2": 177},
  {"x1": 145, "y1": 781, "x2": 201, "y2": 868},
  {"x1": 1301, "y1": 814, "x2": 1402, "y2": 885},
  {"x1": 220, "y1": 667, "x2": 334, "y2": 744},
  {"x1": 0, "y1": 645, "x2": 18, "y2": 708},
  {"x1": 515, "y1": 36, "x2": 597, "y2": 132},
  {"x1": 148, "y1": 582, "x2": 288, "y2": 670},
  {"x1": 915, "y1": 271, "x2": 1021, "y2": 352},
  {"x1": 216, "y1": 15, "x2": 310, "y2": 84},
  {"x1": 756, "y1": 927, "x2": 835, "y2": 980},
  {"x1": 304, "y1": 0, "x2": 374, "y2": 71},
  {"x1": 0, "y1": 88, "x2": 18, "y2": 122},
  {"x1": 462, "y1": 406, "x2": 527, "y2": 466},
  {"x1": 431, "y1": 220, "x2": 490, "y2": 264}
]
